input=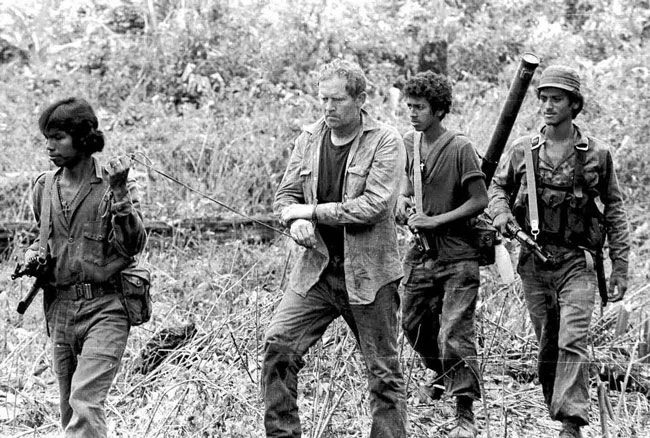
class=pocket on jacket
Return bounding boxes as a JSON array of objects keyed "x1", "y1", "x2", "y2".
[
  {"x1": 300, "y1": 168, "x2": 312, "y2": 202},
  {"x1": 82, "y1": 220, "x2": 114, "y2": 266},
  {"x1": 346, "y1": 165, "x2": 369, "y2": 198}
]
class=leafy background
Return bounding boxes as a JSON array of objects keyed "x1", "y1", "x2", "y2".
[{"x1": 1, "y1": 0, "x2": 649, "y2": 437}]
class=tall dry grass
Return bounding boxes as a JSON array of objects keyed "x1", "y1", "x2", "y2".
[{"x1": 1, "y1": 22, "x2": 649, "y2": 438}]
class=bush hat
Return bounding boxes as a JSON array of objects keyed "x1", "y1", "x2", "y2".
[
  {"x1": 537, "y1": 65, "x2": 581, "y2": 95},
  {"x1": 537, "y1": 65, "x2": 584, "y2": 117}
]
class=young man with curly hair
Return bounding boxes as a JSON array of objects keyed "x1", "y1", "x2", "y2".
[
  {"x1": 396, "y1": 71, "x2": 488, "y2": 438},
  {"x1": 488, "y1": 65, "x2": 629, "y2": 438}
]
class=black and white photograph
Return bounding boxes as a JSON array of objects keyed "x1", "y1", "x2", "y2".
[{"x1": 0, "y1": 0, "x2": 648, "y2": 437}]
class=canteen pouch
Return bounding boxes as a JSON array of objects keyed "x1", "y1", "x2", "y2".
[
  {"x1": 471, "y1": 215, "x2": 497, "y2": 266},
  {"x1": 120, "y1": 266, "x2": 152, "y2": 326}
]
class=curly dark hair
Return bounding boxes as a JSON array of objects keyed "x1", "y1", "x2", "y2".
[
  {"x1": 38, "y1": 97, "x2": 105, "y2": 154},
  {"x1": 403, "y1": 71, "x2": 452, "y2": 120}
]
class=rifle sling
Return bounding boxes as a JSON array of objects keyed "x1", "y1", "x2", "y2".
[
  {"x1": 412, "y1": 130, "x2": 459, "y2": 213},
  {"x1": 412, "y1": 132, "x2": 424, "y2": 213},
  {"x1": 524, "y1": 137, "x2": 540, "y2": 238}
]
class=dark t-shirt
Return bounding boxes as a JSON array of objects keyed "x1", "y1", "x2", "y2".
[
  {"x1": 317, "y1": 129, "x2": 353, "y2": 257},
  {"x1": 404, "y1": 130, "x2": 485, "y2": 260}
]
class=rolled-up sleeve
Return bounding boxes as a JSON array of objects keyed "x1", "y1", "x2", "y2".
[
  {"x1": 110, "y1": 178, "x2": 147, "y2": 257},
  {"x1": 273, "y1": 134, "x2": 307, "y2": 217}
]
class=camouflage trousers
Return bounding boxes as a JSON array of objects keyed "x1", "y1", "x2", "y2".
[
  {"x1": 401, "y1": 252, "x2": 482, "y2": 400},
  {"x1": 518, "y1": 247, "x2": 597, "y2": 426}
]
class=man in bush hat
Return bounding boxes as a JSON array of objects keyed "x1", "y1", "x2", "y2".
[
  {"x1": 488, "y1": 65, "x2": 630, "y2": 437},
  {"x1": 263, "y1": 58, "x2": 407, "y2": 437}
]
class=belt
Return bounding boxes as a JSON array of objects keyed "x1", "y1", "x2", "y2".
[{"x1": 57, "y1": 281, "x2": 120, "y2": 300}]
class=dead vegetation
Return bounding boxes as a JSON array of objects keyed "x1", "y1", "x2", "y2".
[{"x1": 1, "y1": 228, "x2": 648, "y2": 437}]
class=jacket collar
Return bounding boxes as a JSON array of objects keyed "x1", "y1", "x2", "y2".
[
  {"x1": 533, "y1": 123, "x2": 589, "y2": 151},
  {"x1": 91, "y1": 156, "x2": 104, "y2": 183}
]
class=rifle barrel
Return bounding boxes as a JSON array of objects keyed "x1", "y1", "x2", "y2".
[{"x1": 17, "y1": 281, "x2": 42, "y2": 314}]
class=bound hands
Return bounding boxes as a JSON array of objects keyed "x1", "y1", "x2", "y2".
[
  {"x1": 280, "y1": 205, "x2": 317, "y2": 248},
  {"x1": 289, "y1": 219, "x2": 317, "y2": 248}
]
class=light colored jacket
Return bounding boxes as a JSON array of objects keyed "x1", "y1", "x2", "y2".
[{"x1": 274, "y1": 110, "x2": 405, "y2": 304}]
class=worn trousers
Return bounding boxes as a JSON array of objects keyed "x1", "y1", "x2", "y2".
[
  {"x1": 518, "y1": 248, "x2": 596, "y2": 426},
  {"x1": 401, "y1": 254, "x2": 482, "y2": 399},
  {"x1": 48, "y1": 293, "x2": 130, "y2": 437},
  {"x1": 262, "y1": 258, "x2": 407, "y2": 438}
]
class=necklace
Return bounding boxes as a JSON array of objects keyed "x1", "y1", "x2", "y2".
[{"x1": 56, "y1": 174, "x2": 82, "y2": 220}]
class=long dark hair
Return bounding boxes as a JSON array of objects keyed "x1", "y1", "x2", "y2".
[{"x1": 38, "y1": 97, "x2": 105, "y2": 153}]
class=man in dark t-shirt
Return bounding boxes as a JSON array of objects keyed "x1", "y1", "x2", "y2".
[
  {"x1": 396, "y1": 72, "x2": 488, "y2": 438},
  {"x1": 316, "y1": 129, "x2": 353, "y2": 258},
  {"x1": 265, "y1": 59, "x2": 407, "y2": 437}
]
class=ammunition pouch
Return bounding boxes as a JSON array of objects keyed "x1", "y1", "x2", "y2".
[
  {"x1": 515, "y1": 182, "x2": 604, "y2": 252},
  {"x1": 469, "y1": 215, "x2": 497, "y2": 266},
  {"x1": 119, "y1": 266, "x2": 152, "y2": 326}
]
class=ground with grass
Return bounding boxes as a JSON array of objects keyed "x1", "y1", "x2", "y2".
[{"x1": 1, "y1": 1, "x2": 649, "y2": 437}]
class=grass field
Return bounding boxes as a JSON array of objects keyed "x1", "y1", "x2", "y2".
[{"x1": 1, "y1": 6, "x2": 649, "y2": 434}]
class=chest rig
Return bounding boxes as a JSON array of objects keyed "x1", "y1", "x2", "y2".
[{"x1": 516, "y1": 134, "x2": 605, "y2": 250}]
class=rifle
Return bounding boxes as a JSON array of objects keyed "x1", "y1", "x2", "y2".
[
  {"x1": 504, "y1": 222, "x2": 553, "y2": 265},
  {"x1": 11, "y1": 260, "x2": 49, "y2": 314},
  {"x1": 409, "y1": 197, "x2": 435, "y2": 255}
]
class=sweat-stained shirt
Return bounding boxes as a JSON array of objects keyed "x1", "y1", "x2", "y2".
[
  {"x1": 30, "y1": 156, "x2": 147, "y2": 288},
  {"x1": 403, "y1": 130, "x2": 485, "y2": 261}
]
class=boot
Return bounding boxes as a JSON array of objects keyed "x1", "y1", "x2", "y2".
[
  {"x1": 448, "y1": 396, "x2": 478, "y2": 438},
  {"x1": 559, "y1": 420, "x2": 583, "y2": 438},
  {"x1": 420, "y1": 375, "x2": 445, "y2": 401}
]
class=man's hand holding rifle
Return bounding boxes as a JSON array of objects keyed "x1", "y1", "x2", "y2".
[
  {"x1": 492, "y1": 212, "x2": 553, "y2": 265},
  {"x1": 11, "y1": 249, "x2": 50, "y2": 314}
]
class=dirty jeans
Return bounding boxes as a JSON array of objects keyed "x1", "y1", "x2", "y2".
[
  {"x1": 48, "y1": 293, "x2": 130, "y2": 437},
  {"x1": 262, "y1": 258, "x2": 407, "y2": 438},
  {"x1": 518, "y1": 248, "x2": 596, "y2": 426},
  {"x1": 401, "y1": 253, "x2": 481, "y2": 399}
]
